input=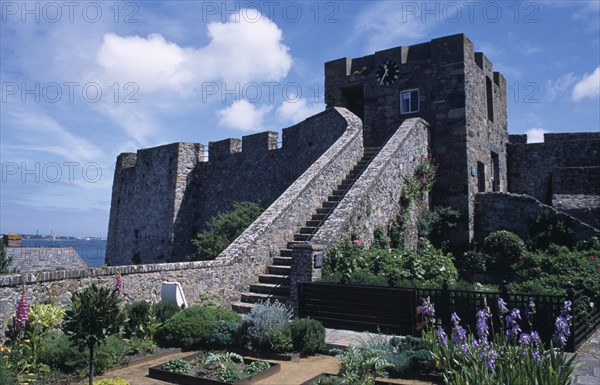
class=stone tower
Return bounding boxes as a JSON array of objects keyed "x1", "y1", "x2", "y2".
[{"x1": 324, "y1": 33, "x2": 508, "y2": 247}]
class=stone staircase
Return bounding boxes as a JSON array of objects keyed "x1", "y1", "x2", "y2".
[{"x1": 232, "y1": 147, "x2": 380, "y2": 314}]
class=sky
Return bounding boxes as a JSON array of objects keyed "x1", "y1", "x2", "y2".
[{"x1": 1, "y1": 0, "x2": 599, "y2": 238}]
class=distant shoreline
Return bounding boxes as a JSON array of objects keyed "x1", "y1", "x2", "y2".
[{"x1": 21, "y1": 239, "x2": 107, "y2": 268}]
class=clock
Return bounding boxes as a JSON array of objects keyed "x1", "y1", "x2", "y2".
[{"x1": 375, "y1": 60, "x2": 400, "y2": 86}]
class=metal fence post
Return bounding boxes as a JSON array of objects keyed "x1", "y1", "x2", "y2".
[
  {"x1": 441, "y1": 280, "x2": 450, "y2": 330},
  {"x1": 567, "y1": 283, "x2": 576, "y2": 352}
]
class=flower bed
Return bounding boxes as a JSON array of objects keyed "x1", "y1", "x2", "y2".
[{"x1": 148, "y1": 352, "x2": 280, "y2": 385}]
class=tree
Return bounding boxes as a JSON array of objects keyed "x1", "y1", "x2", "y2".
[
  {"x1": 0, "y1": 241, "x2": 13, "y2": 274},
  {"x1": 191, "y1": 201, "x2": 263, "y2": 260},
  {"x1": 63, "y1": 285, "x2": 124, "y2": 385}
]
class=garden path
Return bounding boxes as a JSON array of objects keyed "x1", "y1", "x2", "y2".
[{"x1": 571, "y1": 328, "x2": 600, "y2": 385}]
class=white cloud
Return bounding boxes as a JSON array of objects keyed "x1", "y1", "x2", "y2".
[
  {"x1": 217, "y1": 100, "x2": 272, "y2": 131},
  {"x1": 546, "y1": 73, "x2": 577, "y2": 101},
  {"x1": 276, "y1": 98, "x2": 324, "y2": 123},
  {"x1": 572, "y1": 66, "x2": 600, "y2": 101},
  {"x1": 351, "y1": 2, "x2": 441, "y2": 52},
  {"x1": 526, "y1": 128, "x2": 547, "y2": 143},
  {"x1": 93, "y1": 10, "x2": 291, "y2": 96}
]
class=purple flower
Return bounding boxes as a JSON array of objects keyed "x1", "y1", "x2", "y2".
[
  {"x1": 510, "y1": 308, "x2": 521, "y2": 321},
  {"x1": 436, "y1": 326, "x2": 448, "y2": 347},
  {"x1": 460, "y1": 343, "x2": 469, "y2": 355},
  {"x1": 554, "y1": 300, "x2": 573, "y2": 349},
  {"x1": 451, "y1": 312, "x2": 461, "y2": 326},
  {"x1": 486, "y1": 348, "x2": 498, "y2": 370},
  {"x1": 519, "y1": 333, "x2": 531, "y2": 346},
  {"x1": 531, "y1": 348, "x2": 541, "y2": 361},
  {"x1": 15, "y1": 288, "x2": 29, "y2": 329},
  {"x1": 497, "y1": 298, "x2": 509, "y2": 315},
  {"x1": 422, "y1": 297, "x2": 435, "y2": 318},
  {"x1": 524, "y1": 298, "x2": 536, "y2": 318},
  {"x1": 476, "y1": 306, "x2": 491, "y2": 341},
  {"x1": 451, "y1": 325, "x2": 467, "y2": 345},
  {"x1": 530, "y1": 331, "x2": 541, "y2": 345}
]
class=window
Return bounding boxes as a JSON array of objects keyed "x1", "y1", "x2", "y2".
[
  {"x1": 400, "y1": 89, "x2": 419, "y2": 114},
  {"x1": 486, "y1": 77, "x2": 494, "y2": 122},
  {"x1": 491, "y1": 152, "x2": 500, "y2": 192}
]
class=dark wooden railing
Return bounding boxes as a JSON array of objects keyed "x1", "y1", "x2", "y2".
[{"x1": 298, "y1": 281, "x2": 599, "y2": 352}]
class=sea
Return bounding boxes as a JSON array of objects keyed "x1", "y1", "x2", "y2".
[{"x1": 21, "y1": 238, "x2": 107, "y2": 268}]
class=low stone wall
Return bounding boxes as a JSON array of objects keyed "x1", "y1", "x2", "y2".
[
  {"x1": 0, "y1": 107, "x2": 363, "y2": 334},
  {"x1": 474, "y1": 192, "x2": 600, "y2": 244}
]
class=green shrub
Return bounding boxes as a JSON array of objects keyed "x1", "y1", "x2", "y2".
[
  {"x1": 207, "y1": 319, "x2": 242, "y2": 347},
  {"x1": 161, "y1": 358, "x2": 191, "y2": 374},
  {"x1": 528, "y1": 210, "x2": 573, "y2": 250},
  {"x1": 289, "y1": 318, "x2": 326, "y2": 355},
  {"x1": 267, "y1": 326, "x2": 293, "y2": 353},
  {"x1": 459, "y1": 250, "x2": 492, "y2": 272},
  {"x1": 151, "y1": 301, "x2": 181, "y2": 323},
  {"x1": 38, "y1": 332, "x2": 128, "y2": 375},
  {"x1": 124, "y1": 336, "x2": 156, "y2": 355},
  {"x1": 372, "y1": 227, "x2": 390, "y2": 249},
  {"x1": 158, "y1": 305, "x2": 241, "y2": 350},
  {"x1": 357, "y1": 334, "x2": 431, "y2": 377},
  {"x1": 123, "y1": 300, "x2": 150, "y2": 337},
  {"x1": 0, "y1": 355, "x2": 18, "y2": 385},
  {"x1": 245, "y1": 301, "x2": 292, "y2": 350},
  {"x1": 417, "y1": 206, "x2": 460, "y2": 250},
  {"x1": 482, "y1": 230, "x2": 525, "y2": 271},
  {"x1": 0, "y1": 241, "x2": 13, "y2": 274},
  {"x1": 94, "y1": 378, "x2": 130, "y2": 385},
  {"x1": 192, "y1": 201, "x2": 264, "y2": 260}
]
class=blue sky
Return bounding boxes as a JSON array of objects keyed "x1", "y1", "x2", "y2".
[{"x1": 1, "y1": 0, "x2": 599, "y2": 237}]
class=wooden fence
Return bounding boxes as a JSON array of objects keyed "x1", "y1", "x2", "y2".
[{"x1": 298, "y1": 281, "x2": 599, "y2": 352}]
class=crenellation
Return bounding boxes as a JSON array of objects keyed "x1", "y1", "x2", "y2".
[
  {"x1": 209, "y1": 138, "x2": 241, "y2": 161},
  {"x1": 241, "y1": 131, "x2": 278, "y2": 157}
]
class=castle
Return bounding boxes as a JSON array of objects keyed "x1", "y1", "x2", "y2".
[{"x1": 106, "y1": 33, "x2": 599, "y2": 277}]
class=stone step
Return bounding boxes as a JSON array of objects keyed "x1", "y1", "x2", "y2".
[
  {"x1": 287, "y1": 241, "x2": 306, "y2": 248},
  {"x1": 267, "y1": 264, "x2": 290, "y2": 274},
  {"x1": 231, "y1": 301, "x2": 254, "y2": 314},
  {"x1": 316, "y1": 208, "x2": 331, "y2": 215},
  {"x1": 240, "y1": 292, "x2": 288, "y2": 304},
  {"x1": 249, "y1": 283, "x2": 290, "y2": 295},
  {"x1": 311, "y1": 213, "x2": 327, "y2": 221},
  {"x1": 306, "y1": 220, "x2": 322, "y2": 227},
  {"x1": 293, "y1": 233, "x2": 311, "y2": 241},
  {"x1": 322, "y1": 201, "x2": 337, "y2": 209},
  {"x1": 272, "y1": 256, "x2": 291, "y2": 265},
  {"x1": 337, "y1": 184, "x2": 353, "y2": 191},
  {"x1": 279, "y1": 249, "x2": 293, "y2": 258},
  {"x1": 327, "y1": 194, "x2": 343, "y2": 202},
  {"x1": 259, "y1": 274, "x2": 290, "y2": 285},
  {"x1": 300, "y1": 226, "x2": 317, "y2": 234}
]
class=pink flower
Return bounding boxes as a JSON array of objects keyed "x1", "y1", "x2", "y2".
[
  {"x1": 588, "y1": 255, "x2": 597, "y2": 261},
  {"x1": 351, "y1": 239, "x2": 362, "y2": 246},
  {"x1": 116, "y1": 272, "x2": 124, "y2": 295},
  {"x1": 15, "y1": 288, "x2": 29, "y2": 328}
]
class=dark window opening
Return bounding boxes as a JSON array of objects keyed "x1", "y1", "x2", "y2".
[
  {"x1": 400, "y1": 89, "x2": 419, "y2": 114},
  {"x1": 477, "y1": 161, "x2": 486, "y2": 192},
  {"x1": 341, "y1": 86, "x2": 364, "y2": 121},
  {"x1": 491, "y1": 152, "x2": 500, "y2": 192},
  {"x1": 486, "y1": 77, "x2": 494, "y2": 122}
]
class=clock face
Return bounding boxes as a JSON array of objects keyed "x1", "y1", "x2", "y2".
[{"x1": 376, "y1": 60, "x2": 400, "y2": 86}]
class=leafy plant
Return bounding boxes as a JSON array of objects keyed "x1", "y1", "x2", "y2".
[
  {"x1": 482, "y1": 230, "x2": 525, "y2": 271},
  {"x1": 151, "y1": 301, "x2": 181, "y2": 323},
  {"x1": 421, "y1": 297, "x2": 578, "y2": 385},
  {"x1": 192, "y1": 201, "x2": 264, "y2": 260},
  {"x1": 123, "y1": 301, "x2": 150, "y2": 338},
  {"x1": 207, "y1": 319, "x2": 242, "y2": 347},
  {"x1": 161, "y1": 358, "x2": 191, "y2": 374},
  {"x1": 402, "y1": 155, "x2": 438, "y2": 204},
  {"x1": 459, "y1": 250, "x2": 492, "y2": 272},
  {"x1": 157, "y1": 305, "x2": 241, "y2": 350},
  {"x1": 0, "y1": 241, "x2": 13, "y2": 274},
  {"x1": 198, "y1": 352, "x2": 270, "y2": 382},
  {"x1": 124, "y1": 336, "x2": 156, "y2": 355},
  {"x1": 0, "y1": 351, "x2": 18, "y2": 385},
  {"x1": 94, "y1": 378, "x2": 130, "y2": 385},
  {"x1": 267, "y1": 326, "x2": 293, "y2": 353},
  {"x1": 417, "y1": 206, "x2": 460, "y2": 250},
  {"x1": 63, "y1": 285, "x2": 125, "y2": 385},
  {"x1": 244, "y1": 300, "x2": 292, "y2": 350},
  {"x1": 332, "y1": 345, "x2": 391, "y2": 385},
  {"x1": 357, "y1": 334, "x2": 432, "y2": 377},
  {"x1": 528, "y1": 210, "x2": 573, "y2": 250},
  {"x1": 289, "y1": 318, "x2": 326, "y2": 355}
]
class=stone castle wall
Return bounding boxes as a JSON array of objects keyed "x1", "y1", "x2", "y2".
[
  {"x1": 474, "y1": 192, "x2": 600, "y2": 245},
  {"x1": 0, "y1": 107, "x2": 363, "y2": 336},
  {"x1": 106, "y1": 108, "x2": 354, "y2": 265}
]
